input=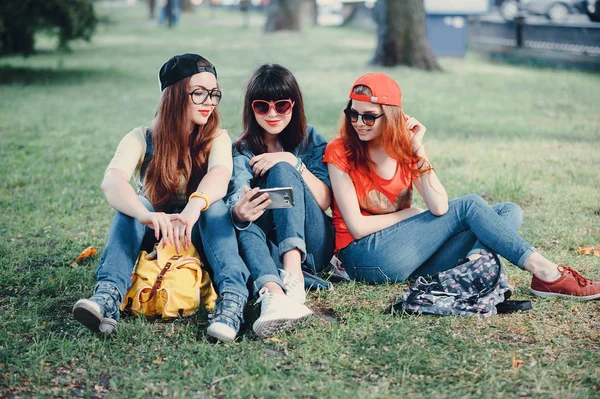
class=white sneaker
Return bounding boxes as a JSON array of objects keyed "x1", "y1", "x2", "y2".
[
  {"x1": 252, "y1": 287, "x2": 313, "y2": 339},
  {"x1": 279, "y1": 269, "x2": 306, "y2": 304},
  {"x1": 206, "y1": 322, "x2": 237, "y2": 342}
]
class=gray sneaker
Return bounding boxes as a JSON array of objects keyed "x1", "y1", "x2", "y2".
[
  {"x1": 207, "y1": 292, "x2": 246, "y2": 342},
  {"x1": 72, "y1": 282, "x2": 120, "y2": 334},
  {"x1": 72, "y1": 299, "x2": 117, "y2": 334}
]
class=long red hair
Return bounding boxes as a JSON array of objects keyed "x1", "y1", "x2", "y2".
[
  {"x1": 144, "y1": 72, "x2": 220, "y2": 211},
  {"x1": 340, "y1": 85, "x2": 432, "y2": 180}
]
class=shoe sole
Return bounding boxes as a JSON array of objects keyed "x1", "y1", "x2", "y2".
[
  {"x1": 73, "y1": 300, "x2": 102, "y2": 332},
  {"x1": 253, "y1": 312, "x2": 313, "y2": 339},
  {"x1": 72, "y1": 300, "x2": 117, "y2": 334},
  {"x1": 206, "y1": 323, "x2": 237, "y2": 342},
  {"x1": 529, "y1": 288, "x2": 600, "y2": 301}
]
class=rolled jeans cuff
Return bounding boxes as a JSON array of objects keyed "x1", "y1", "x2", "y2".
[
  {"x1": 94, "y1": 281, "x2": 123, "y2": 304},
  {"x1": 517, "y1": 247, "x2": 536, "y2": 270},
  {"x1": 253, "y1": 273, "x2": 284, "y2": 297},
  {"x1": 278, "y1": 237, "x2": 307, "y2": 263},
  {"x1": 219, "y1": 287, "x2": 249, "y2": 303}
]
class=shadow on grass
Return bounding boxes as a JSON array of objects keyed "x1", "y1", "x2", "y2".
[{"x1": 0, "y1": 65, "x2": 119, "y2": 86}]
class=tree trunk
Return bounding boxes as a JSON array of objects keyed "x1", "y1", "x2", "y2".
[
  {"x1": 265, "y1": 0, "x2": 301, "y2": 32},
  {"x1": 371, "y1": 0, "x2": 441, "y2": 71},
  {"x1": 181, "y1": 0, "x2": 193, "y2": 13},
  {"x1": 309, "y1": 0, "x2": 318, "y2": 25}
]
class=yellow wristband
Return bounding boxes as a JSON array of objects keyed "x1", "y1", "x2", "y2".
[{"x1": 188, "y1": 192, "x2": 210, "y2": 211}]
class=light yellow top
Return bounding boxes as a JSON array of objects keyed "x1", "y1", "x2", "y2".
[{"x1": 105, "y1": 126, "x2": 232, "y2": 207}]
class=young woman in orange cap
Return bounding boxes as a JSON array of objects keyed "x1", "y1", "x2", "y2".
[
  {"x1": 72, "y1": 54, "x2": 250, "y2": 341},
  {"x1": 323, "y1": 72, "x2": 600, "y2": 300}
]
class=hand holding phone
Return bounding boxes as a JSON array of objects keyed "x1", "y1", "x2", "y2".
[
  {"x1": 250, "y1": 187, "x2": 294, "y2": 209},
  {"x1": 232, "y1": 186, "x2": 271, "y2": 223}
]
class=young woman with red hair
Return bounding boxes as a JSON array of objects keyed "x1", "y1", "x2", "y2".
[
  {"x1": 323, "y1": 73, "x2": 600, "y2": 300},
  {"x1": 72, "y1": 54, "x2": 250, "y2": 341}
]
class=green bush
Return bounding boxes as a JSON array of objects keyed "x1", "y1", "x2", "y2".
[{"x1": 0, "y1": 0, "x2": 97, "y2": 56}]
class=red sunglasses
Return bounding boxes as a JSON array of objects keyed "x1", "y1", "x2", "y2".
[{"x1": 251, "y1": 99, "x2": 294, "y2": 116}]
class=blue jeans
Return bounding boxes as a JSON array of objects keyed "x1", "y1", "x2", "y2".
[
  {"x1": 338, "y1": 194, "x2": 536, "y2": 283},
  {"x1": 95, "y1": 196, "x2": 250, "y2": 319},
  {"x1": 237, "y1": 163, "x2": 335, "y2": 296}
]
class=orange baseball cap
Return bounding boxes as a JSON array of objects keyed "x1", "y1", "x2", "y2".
[{"x1": 348, "y1": 73, "x2": 402, "y2": 108}]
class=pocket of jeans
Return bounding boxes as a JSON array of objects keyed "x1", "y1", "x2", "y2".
[{"x1": 352, "y1": 266, "x2": 391, "y2": 284}]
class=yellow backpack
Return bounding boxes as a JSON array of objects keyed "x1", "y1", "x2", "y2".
[{"x1": 120, "y1": 240, "x2": 217, "y2": 319}]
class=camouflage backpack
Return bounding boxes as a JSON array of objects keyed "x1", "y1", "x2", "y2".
[{"x1": 400, "y1": 253, "x2": 512, "y2": 318}]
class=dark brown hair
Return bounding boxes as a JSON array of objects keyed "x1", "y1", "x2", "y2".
[
  {"x1": 144, "y1": 60, "x2": 220, "y2": 211},
  {"x1": 236, "y1": 64, "x2": 307, "y2": 154}
]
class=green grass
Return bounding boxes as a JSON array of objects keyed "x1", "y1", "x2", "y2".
[{"x1": 1, "y1": 2, "x2": 600, "y2": 398}]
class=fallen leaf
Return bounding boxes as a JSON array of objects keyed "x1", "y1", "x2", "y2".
[
  {"x1": 71, "y1": 246, "x2": 98, "y2": 267},
  {"x1": 75, "y1": 246, "x2": 97, "y2": 262},
  {"x1": 512, "y1": 354, "x2": 524, "y2": 369},
  {"x1": 575, "y1": 245, "x2": 600, "y2": 257}
]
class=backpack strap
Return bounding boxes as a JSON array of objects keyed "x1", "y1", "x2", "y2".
[
  {"x1": 140, "y1": 254, "x2": 182, "y2": 303},
  {"x1": 460, "y1": 252, "x2": 505, "y2": 303}
]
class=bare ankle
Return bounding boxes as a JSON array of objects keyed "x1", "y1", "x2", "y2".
[
  {"x1": 263, "y1": 282, "x2": 285, "y2": 295},
  {"x1": 524, "y1": 254, "x2": 561, "y2": 281}
]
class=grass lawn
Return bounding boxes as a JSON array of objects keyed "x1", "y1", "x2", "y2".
[{"x1": 1, "y1": 2, "x2": 599, "y2": 398}]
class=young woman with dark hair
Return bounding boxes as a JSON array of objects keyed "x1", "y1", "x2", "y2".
[
  {"x1": 323, "y1": 72, "x2": 600, "y2": 300},
  {"x1": 227, "y1": 64, "x2": 335, "y2": 338},
  {"x1": 72, "y1": 54, "x2": 250, "y2": 342}
]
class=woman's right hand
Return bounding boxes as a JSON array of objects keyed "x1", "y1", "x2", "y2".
[
  {"x1": 136, "y1": 210, "x2": 184, "y2": 245},
  {"x1": 232, "y1": 186, "x2": 271, "y2": 223}
]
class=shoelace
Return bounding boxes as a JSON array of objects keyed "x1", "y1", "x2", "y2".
[
  {"x1": 559, "y1": 265, "x2": 591, "y2": 287},
  {"x1": 255, "y1": 288, "x2": 275, "y2": 305},
  {"x1": 284, "y1": 273, "x2": 302, "y2": 292}
]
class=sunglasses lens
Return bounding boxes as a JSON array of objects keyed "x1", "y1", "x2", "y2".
[
  {"x1": 344, "y1": 109, "x2": 359, "y2": 123},
  {"x1": 274, "y1": 100, "x2": 292, "y2": 115},
  {"x1": 252, "y1": 101, "x2": 270, "y2": 115},
  {"x1": 362, "y1": 114, "x2": 376, "y2": 126}
]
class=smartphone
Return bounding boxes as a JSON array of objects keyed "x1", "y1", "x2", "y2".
[{"x1": 251, "y1": 186, "x2": 294, "y2": 209}]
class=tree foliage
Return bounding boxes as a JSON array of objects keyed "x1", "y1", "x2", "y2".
[{"x1": 0, "y1": 0, "x2": 98, "y2": 56}]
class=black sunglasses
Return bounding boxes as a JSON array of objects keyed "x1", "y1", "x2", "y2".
[{"x1": 344, "y1": 108, "x2": 384, "y2": 127}]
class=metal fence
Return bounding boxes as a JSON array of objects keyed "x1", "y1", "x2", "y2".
[{"x1": 468, "y1": 19, "x2": 600, "y2": 56}]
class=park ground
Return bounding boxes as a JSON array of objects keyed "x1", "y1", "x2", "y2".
[{"x1": 0, "y1": 2, "x2": 599, "y2": 398}]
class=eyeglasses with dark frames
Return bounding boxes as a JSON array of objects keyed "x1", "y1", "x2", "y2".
[
  {"x1": 344, "y1": 108, "x2": 384, "y2": 127},
  {"x1": 252, "y1": 99, "x2": 294, "y2": 116},
  {"x1": 189, "y1": 88, "x2": 222, "y2": 105}
]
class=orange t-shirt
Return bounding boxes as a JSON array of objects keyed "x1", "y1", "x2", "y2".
[{"x1": 323, "y1": 137, "x2": 414, "y2": 251}]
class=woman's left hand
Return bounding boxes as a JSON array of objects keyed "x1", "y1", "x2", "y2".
[
  {"x1": 249, "y1": 152, "x2": 297, "y2": 177},
  {"x1": 172, "y1": 206, "x2": 201, "y2": 253},
  {"x1": 406, "y1": 115, "x2": 426, "y2": 153}
]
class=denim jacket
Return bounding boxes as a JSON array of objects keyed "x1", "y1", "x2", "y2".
[{"x1": 226, "y1": 124, "x2": 330, "y2": 210}]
